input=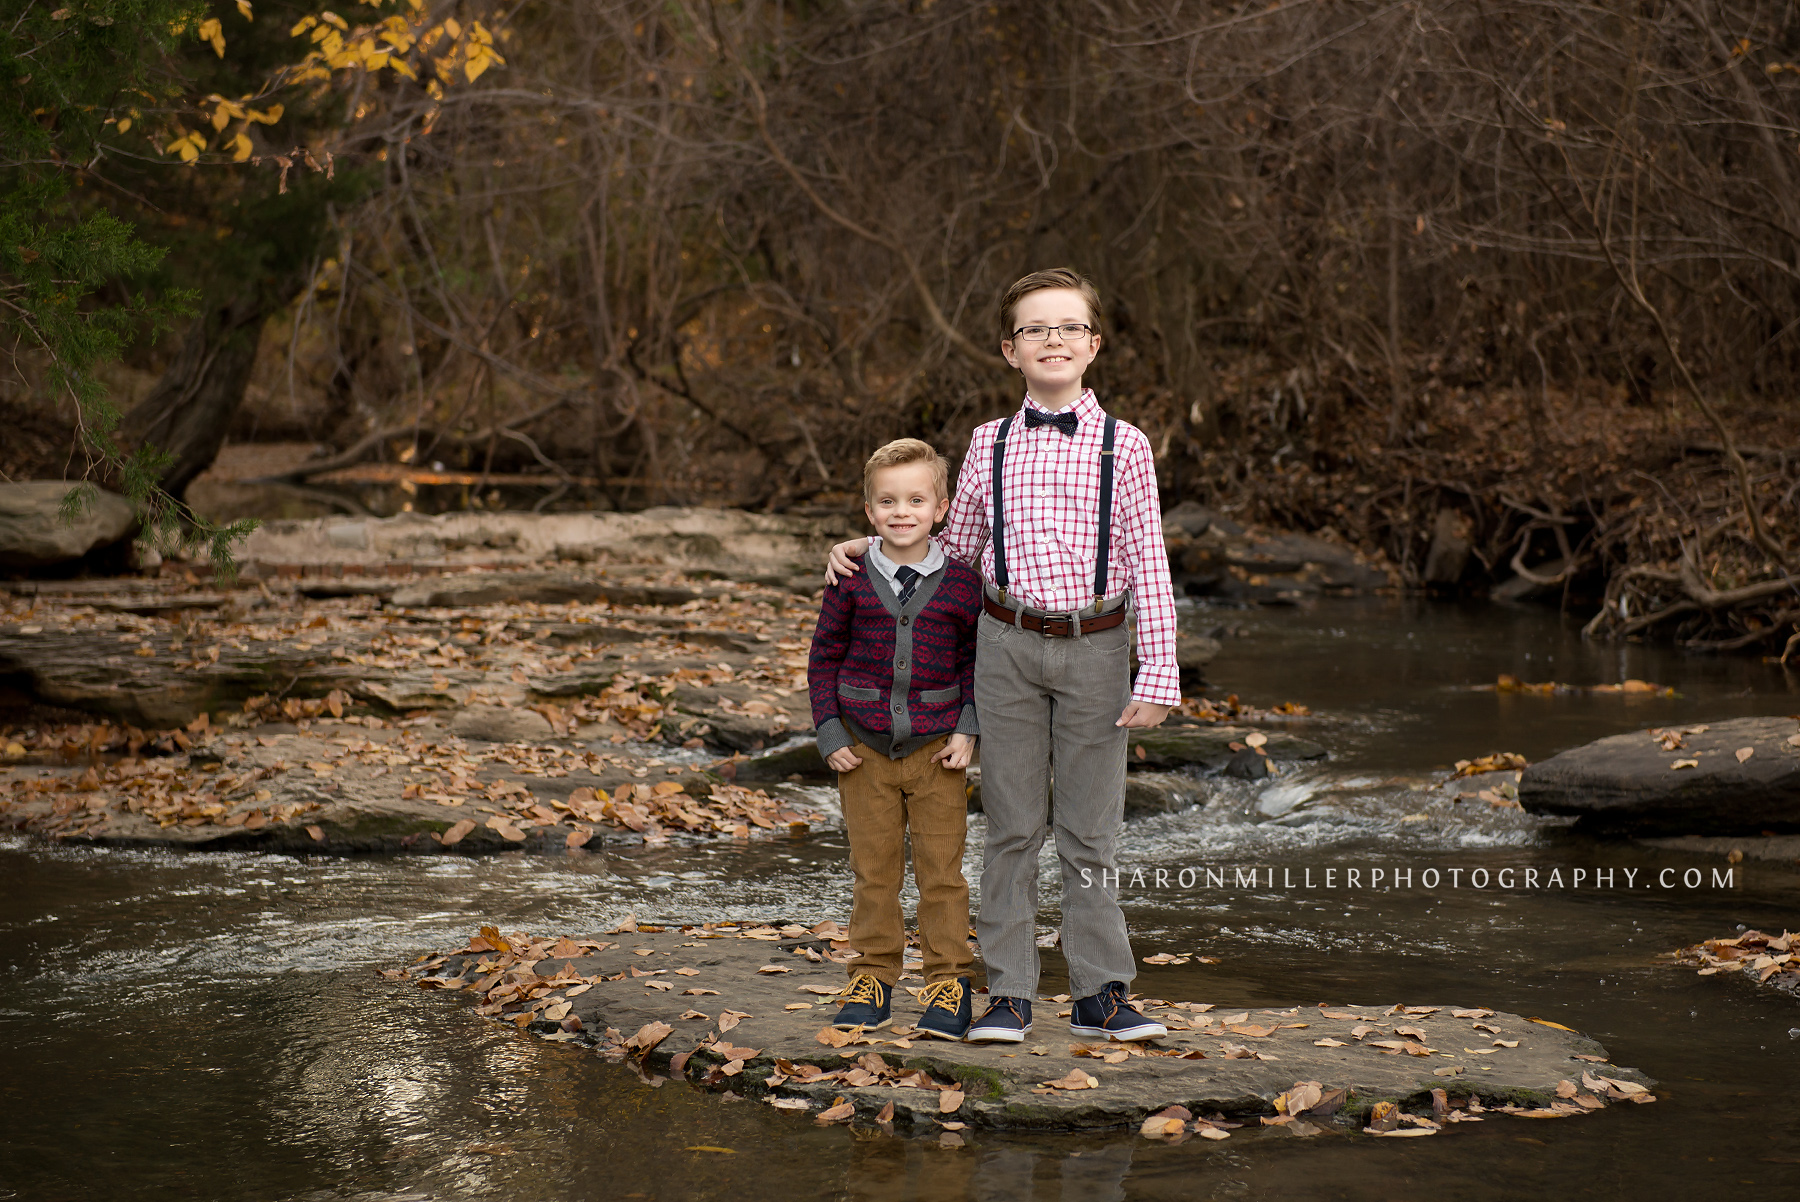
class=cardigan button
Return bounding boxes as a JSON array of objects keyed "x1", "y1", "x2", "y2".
[
  {"x1": 899, "y1": 616, "x2": 910, "y2": 626},
  {"x1": 896, "y1": 660, "x2": 906, "y2": 669},
  {"x1": 893, "y1": 703, "x2": 903, "y2": 713}
]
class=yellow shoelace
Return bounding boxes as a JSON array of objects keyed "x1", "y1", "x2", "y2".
[
  {"x1": 920, "y1": 979, "x2": 964, "y2": 1014},
  {"x1": 839, "y1": 974, "x2": 883, "y2": 1005}
]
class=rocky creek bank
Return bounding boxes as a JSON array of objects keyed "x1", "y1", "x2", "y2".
[
  {"x1": 1, "y1": 546, "x2": 1311, "y2": 852},
  {"x1": 394, "y1": 920, "x2": 1656, "y2": 1137}
]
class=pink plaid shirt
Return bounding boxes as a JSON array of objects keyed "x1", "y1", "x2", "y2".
[{"x1": 939, "y1": 390, "x2": 1181, "y2": 707}]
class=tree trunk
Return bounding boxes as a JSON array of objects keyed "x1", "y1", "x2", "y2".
[{"x1": 119, "y1": 287, "x2": 282, "y2": 500}]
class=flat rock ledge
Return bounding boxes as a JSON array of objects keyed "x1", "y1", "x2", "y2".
[
  {"x1": 1521, "y1": 715, "x2": 1800, "y2": 835},
  {"x1": 399, "y1": 921, "x2": 1655, "y2": 1137}
]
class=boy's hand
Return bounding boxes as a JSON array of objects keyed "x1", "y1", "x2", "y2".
[
  {"x1": 825, "y1": 747, "x2": 864, "y2": 773},
  {"x1": 824, "y1": 538, "x2": 871, "y2": 586},
  {"x1": 1116, "y1": 701, "x2": 1172, "y2": 729},
  {"x1": 933, "y1": 734, "x2": 975, "y2": 770}
]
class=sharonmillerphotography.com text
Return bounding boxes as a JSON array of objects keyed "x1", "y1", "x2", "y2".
[{"x1": 1082, "y1": 865, "x2": 1738, "y2": 893}]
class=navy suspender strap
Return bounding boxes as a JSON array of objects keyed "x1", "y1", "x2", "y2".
[
  {"x1": 1094, "y1": 415, "x2": 1117, "y2": 604},
  {"x1": 991, "y1": 415, "x2": 1015, "y2": 598}
]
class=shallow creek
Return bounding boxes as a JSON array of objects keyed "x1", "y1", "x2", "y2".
[{"x1": 6, "y1": 598, "x2": 1800, "y2": 1201}]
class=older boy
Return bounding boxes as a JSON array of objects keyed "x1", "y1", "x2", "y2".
[
  {"x1": 827, "y1": 269, "x2": 1175, "y2": 1043},
  {"x1": 809, "y1": 438, "x2": 984, "y2": 1040}
]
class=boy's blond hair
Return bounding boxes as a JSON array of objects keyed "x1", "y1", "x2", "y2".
[
  {"x1": 999, "y1": 268, "x2": 1102, "y2": 337},
  {"x1": 863, "y1": 438, "x2": 948, "y2": 504}
]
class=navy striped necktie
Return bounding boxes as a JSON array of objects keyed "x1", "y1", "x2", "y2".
[{"x1": 894, "y1": 565, "x2": 921, "y2": 607}]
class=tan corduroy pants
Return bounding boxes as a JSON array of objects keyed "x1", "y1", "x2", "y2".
[{"x1": 838, "y1": 736, "x2": 973, "y2": 986}]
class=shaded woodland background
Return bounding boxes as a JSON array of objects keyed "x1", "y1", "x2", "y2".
[{"x1": 5, "y1": 0, "x2": 1799, "y2": 651}]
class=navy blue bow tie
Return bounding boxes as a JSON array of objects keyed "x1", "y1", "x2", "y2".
[{"x1": 1024, "y1": 407, "x2": 1079, "y2": 436}]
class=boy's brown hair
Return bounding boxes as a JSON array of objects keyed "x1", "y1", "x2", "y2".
[
  {"x1": 863, "y1": 438, "x2": 948, "y2": 504},
  {"x1": 998, "y1": 268, "x2": 1102, "y2": 337}
]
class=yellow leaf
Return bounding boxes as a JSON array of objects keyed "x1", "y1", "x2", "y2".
[
  {"x1": 116, "y1": 117, "x2": 132, "y2": 134},
  {"x1": 236, "y1": 0, "x2": 253, "y2": 18},
  {"x1": 199, "y1": 17, "x2": 225, "y2": 55},
  {"x1": 211, "y1": 107, "x2": 231, "y2": 132},
  {"x1": 290, "y1": 15, "x2": 317, "y2": 35},
  {"x1": 247, "y1": 104, "x2": 283, "y2": 125},
  {"x1": 230, "y1": 133, "x2": 253, "y2": 162},
  {"x1": 443, "y1": 16, "x2": 462, "y2": 38},
  {"x1": 388, "y1": 58, "x2": 417, "y2": 80},
  {"x1": 320, "y1": 10, "x2": 348, "y2": 31}
]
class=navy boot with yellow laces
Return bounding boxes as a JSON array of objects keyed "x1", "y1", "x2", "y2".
[
  {"x1": 914, "y1": 977, "x2": 973, "y2": 1040},
  {"x1": 832, "y1": 973, "x2": 892, "y2": 1031}
]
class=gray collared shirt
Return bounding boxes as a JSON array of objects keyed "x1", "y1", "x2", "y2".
[{"x1": 865, "y1": 537, "x2": 945, "y2": 591}]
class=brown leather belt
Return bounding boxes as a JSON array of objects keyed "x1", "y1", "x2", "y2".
[{"x1": 982, "y1": 595, "x2": 1127, "y2": 637}]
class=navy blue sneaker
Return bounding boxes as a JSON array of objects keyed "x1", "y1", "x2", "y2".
[
  {"x1": 832, "y1": 974, "x2": 891, "y2": 1031},
  {"x1": 966, "y1": 995, "x2": 1032, "y2": 1043},
  {"x1": 1069, "y1": 981, "x2": 1168, "y2": 1042},
  {"x1": 915, "y1": 977, "x2": 973, "y2": 1041}
]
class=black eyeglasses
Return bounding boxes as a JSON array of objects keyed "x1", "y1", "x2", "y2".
[{"x1": 1010, "y1": 323, "x2": 1095, "y2": 342}]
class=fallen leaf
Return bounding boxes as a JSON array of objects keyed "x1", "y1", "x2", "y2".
[
  {"x1": 686, "y1": 1145, "x2": 735, "y2": 1154},
  {"x1": 1140, "y1": 1115, "x2": 1187, "y2": 1138},
  {"x1": 1735, "y1": 746, "x2": 1755, "y2": 763},
  {"x1": 679, "y1": 1010, "x2": 709, "y2": 1020},
  {"x1": 718, "y1": 1009, "x2": 750, "y2": 1032},
  {"x1": 624, "y1": 1021, "x2": 673, "y2": 1053},
  {"x1": 440, "y1": 819, "x2": 476, "y2": 846},
  {"x1": 757, "y1": 965, "x2": 791, "y2": 974},
  {"x1": 1527, "y1": 1017, "x2": 1576, "y2": 1032},
  {"x1": 815, "y1": 1101, "x2": 855, "y2": 1124},
  {"x1": 1313, "y1": 1038, "x2": 1347, "y2": 1047},
  {"x1": 767, "y1": 1097, "x2": 810, "y2": 1111},
  {"x1": 1671, "y1": 758, "x2": 1699, "y2": 770},
  {"x1": 816, "y1": 1026, "x2": 856, "y2": 1047},
  {"x1": 306, "y1": 825, "x2": 325, "y2": 842},
  {"x1": 1492, "y1": 1039, "x2": 1519, "y2": 1048},
  {"x1": 1043, "y1": 1069, "x2": 1099, "y2": 1090},
  {"x1": 1197, "y1": 1127, "x2": 1230, "y2": 1140},
  {"x1": 542, "y1": 1002, "x2": 572, "y2": 1021},
  {"x1": 683, "y1": 988, "x2": 720, "y2": 996},
  {"x1": 939, "y1": 1090, "x2": 964, "y2": 1113}
]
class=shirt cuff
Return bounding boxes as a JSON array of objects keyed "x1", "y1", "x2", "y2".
[
  {"x1": 814, "y1": 718, "x2": 854, "y2": 759},
  {"x1": 954, "y1": 703, "x2": 979, "y2": 739},
  {"x1": 1130, "y1": 665, "x2": 1182, "y2": 709}
]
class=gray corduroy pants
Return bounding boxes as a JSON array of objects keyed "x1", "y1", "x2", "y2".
[{"x1": 972, "y1": 601, "x2": 1137, "y2": 999}]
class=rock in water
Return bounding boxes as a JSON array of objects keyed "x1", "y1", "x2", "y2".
[
  {"x1": 1129, "y1": 724, "x2": 1327, "y2": 771},
  {"x1": 449, "y1": 705, "x2": 555, "y2": 744},
  {"x1": 0, "y1": 482, "x2": 136, "y2": 569},
  {"x1": 1520, "y1": 716, "x2": 1800, "y2": 835}
]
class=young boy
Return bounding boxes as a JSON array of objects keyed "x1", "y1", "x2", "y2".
[
  {"x1": 827, "y1": 268, "x2": 1176, "y2": 1043},
  {"x1": 809, "y1": 438, "x2": 984, "y2": 1040}
]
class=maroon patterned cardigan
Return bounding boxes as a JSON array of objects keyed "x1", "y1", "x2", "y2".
[{"x1": 808, "y1": 558, "x2": 983, "y2": 760}]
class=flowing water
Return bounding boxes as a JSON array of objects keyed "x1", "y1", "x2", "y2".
[{"x1": 7, "y1": 598, "x2": 1800, "y2": 1201}]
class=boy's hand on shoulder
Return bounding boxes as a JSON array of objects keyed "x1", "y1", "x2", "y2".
[
  {"x1": 1116, "y1": 701, "x2": 1172, "y2": 729},
  {"x1": 824, "y1": 538, "x2": 870, "y2": 586},
  {"x1": 934, "y1": 733, "x2": 975, "y2": 770},
  {"x1": 825, "y1": 747, "x2": 864, "y2": 773}
]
